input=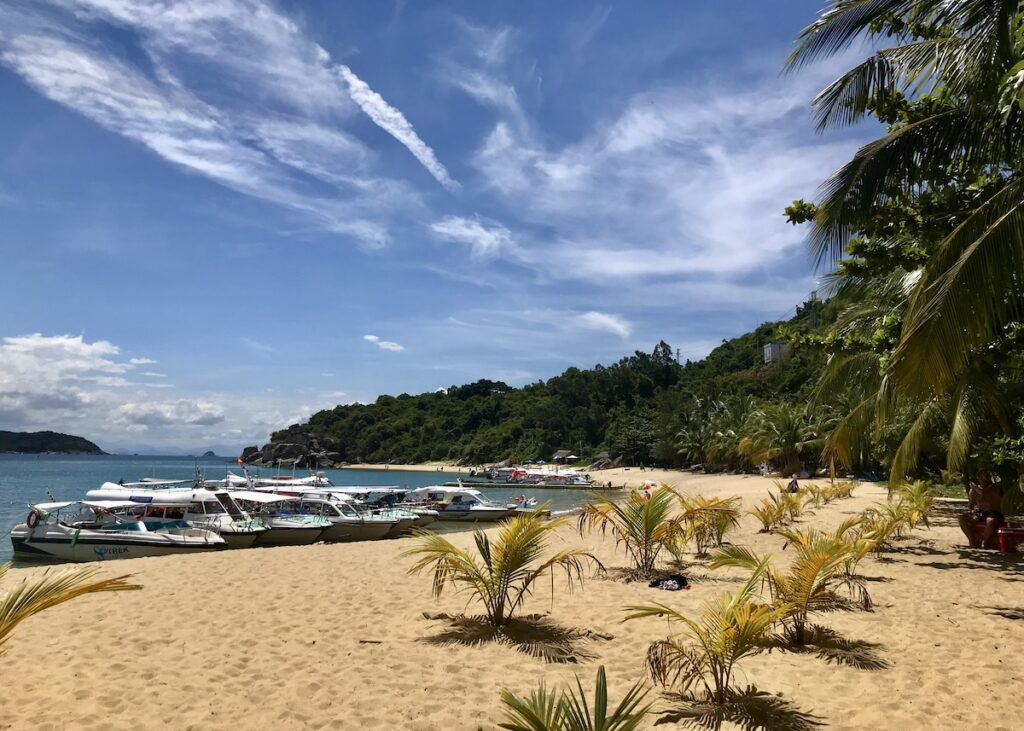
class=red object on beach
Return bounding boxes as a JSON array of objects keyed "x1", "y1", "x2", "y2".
[{"x1": 997, "y1": 526, "x2": 1024, "y2": 553}]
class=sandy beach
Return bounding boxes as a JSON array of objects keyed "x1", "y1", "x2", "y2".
[{"x1": 2, "y1": 473, "x2": 1022, "y2": 730}]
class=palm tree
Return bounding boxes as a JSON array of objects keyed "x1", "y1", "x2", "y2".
[
  {"x1": 739, "y1": 404, "x2": 823, "y2": 476},
  {"x1": 1, "y1": 563, "x2": 140, "y2": 655},
  {"x1": 791, "y1": 0, "x2": 1024, "y2": 479},
  {"x1": 710, "y1": 534, "x2": 861, "y2": 645},
  {"x1": 578, "y1": 488, "x2": 685, "y2": 580},
  {"x1": 499, "y1": 666, "x2": 651, "y2": 731},
  {"x1": 625, "y1": 564, "x2": 784, "y2": 705},
  {"x1": 405, "y1": 507, "x2": 600, "y2": 627}
]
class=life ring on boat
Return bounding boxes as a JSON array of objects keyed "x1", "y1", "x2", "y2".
[{"x1": 26, "y1": 509, "x2": 41, "y2": 529}]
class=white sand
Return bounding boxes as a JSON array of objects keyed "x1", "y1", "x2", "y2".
[{"x1": 2, "y1": 474, "x2": 1022, "y2": 730}]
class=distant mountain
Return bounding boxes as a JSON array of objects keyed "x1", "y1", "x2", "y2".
[
  {"x1": 201, "y1": 450, "x2": 217, "y2": 457},
  {"x1": 0, "y1": 430, "x2": 106, "y2": 455}
]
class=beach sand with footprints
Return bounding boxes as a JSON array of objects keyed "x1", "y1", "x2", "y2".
[{"x1": 1, "y1": 473, "x2": 1022, "y2": 730}]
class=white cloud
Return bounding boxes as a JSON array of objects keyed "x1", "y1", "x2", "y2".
[
  {"x1": 363, "y1": 334, "x2": 405, "y2": 352},
  {"x1": 129, "y1": 357, "x2": 157, "y2": 365},
  {"x1": 0, "y1": 332, "x2": 344, "y2": 451},
  {"x1": 0, "y1": 0, "x2": 455, "y2": 248},
  {"x1": 463, "y1": 50, "x2": 870, "y2": 285},
  {"x1": 575, "y1": 311, "x2": 631, "y2": 338},
  {"x1": 430, "y1": 216, "x2": 513, "y2": 260},
  {"x1": 141, "y1": 371, "x2": 167, "y2": 377},
  {"x1": 337, "y1": 64, "x2": 458, "y2": 191}
]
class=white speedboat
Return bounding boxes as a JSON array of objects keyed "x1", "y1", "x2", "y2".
[
  {"x1": 10, "y1": 501, "x2": 227, "y2": 562},
  {"x1": 288, "y1": 496, "x2": 396, "y2": 541},
  {"x1": 86, "y1": 483, "x2": 268, "y2": 549},
  {"x1": 326, "y1": 487, "x2": 439, "y2": 529},
  {"x1": 229, "y1": 491, "x2": 330, "y2": 546},
  {"x1": 405, "y1": 487, "x2": 520, "y2": 522},
  {"x1": 224, "y1": 470, "x2": 333, "y2": 490}
]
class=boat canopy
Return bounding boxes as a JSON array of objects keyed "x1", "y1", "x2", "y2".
[
  {"x1": 226, "y1": 490, "x2": 292, "y2": 504},
  {"x1": 34, "y1": 500, "x2": 139, "y2": 512}
]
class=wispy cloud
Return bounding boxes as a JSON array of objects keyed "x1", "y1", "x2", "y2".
[
  {"x1": 129, "y1": 357, "x2": 157, "y2": 365},
  {"x1": 0, "y1": 0, "x2": 453, "y2": 247},
  {"x1": 458, "y1": 48, "x2": 867, "y2": 289},
  {"x1": 430, "y1": 216, "x2": 513, "y2": 260},
  {"x1": 363, "y1": 334, "x2": 405, "y2": 352},
  {"x1": 241, "y1": 338, "x2": 276, "y2": 355},
  {"x1": 575, "y1": 311, "x2": 631, "y2": 338}
]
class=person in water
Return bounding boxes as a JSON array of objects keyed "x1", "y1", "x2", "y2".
[{"x1": 959, "y1": 470, "x2": 1004, "y2": 549}]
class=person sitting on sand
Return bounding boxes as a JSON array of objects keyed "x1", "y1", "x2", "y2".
[
  {"x1": 959, "y1": 470, "x2": 1004, "y2": 549},
  {"x1": 786, "y1": 477, "x2": 799, "y2": 493}
]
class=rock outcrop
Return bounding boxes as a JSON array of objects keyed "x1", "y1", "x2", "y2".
[{"x1": 239, "y1": 431, "x2": 345, "y2": 468}]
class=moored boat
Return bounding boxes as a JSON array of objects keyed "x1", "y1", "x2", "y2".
[{"x1": 10, "y1": 501, "x2": 227, "y2": 562}]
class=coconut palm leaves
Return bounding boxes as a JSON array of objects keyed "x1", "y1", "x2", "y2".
[
  {"x1": 499, "y1": 666, "x2": 651, "y2": 731},
  {"x1": 578, "y1": 489, "x2": 685, "y2": 580},
  {"x1": 625, "y1": 565, "x2": 783, "y2": 705},
  {"x1": 405, "y1": 507, "x2": 601, "y2": 627},
  {"x1": 710, "y1": 534, "x2": 864, "y2": 645},
  {"x1": 0, "y1": 563, "x2": 140, "y2": 656},
  {"x1": 789, "y1": 0, "x2": 1024, "y2": 478},
  {"x1": 678, "y1": 495, "x2": 742, "y2": 556},
  {"x1": 739, "y1": 404, "x2": 823, "y2": 476}
]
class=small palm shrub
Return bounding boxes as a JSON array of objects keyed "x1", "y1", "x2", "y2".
[
  {"x1": 804, "y1": 483, "x2": 827, "y2": 509},
  {"x1": 832, "y1": 481, "x2": 856, "y2": 499},
  {"x1": 895, "y1": 480, "x2": 934, "y2": 530},
  {"x1": 406, "y1": 506, "x2": 600, "y2": 627},
  {"x1": 1, "y1": 563, "x2": 140, "y2": 656},
  {"x1": 782, "y1": 491, "x2": 809, "y2": 523},
  {"x1": 626, "y1": 565, "x2": 784, "y2": 705},
  {"x1": 749, "y1": 492, "x2": 787, "y2": 533},
  {"x1": 679, "y1": 495, "x2": 742, "y2": 556},
  {"x1": 499, "y1": 666, "x2": 651, "y2": 731},
  {"x1": 578, "y1": 488, "x2": 686, "y2": 579},
  {"x1": 711, "y1": 534, "x2": 864, "y2": 645}
]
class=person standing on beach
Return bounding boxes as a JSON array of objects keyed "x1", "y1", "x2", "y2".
[{"x1": 959, "y1": 471, "x2": 1003, "y2": 549}]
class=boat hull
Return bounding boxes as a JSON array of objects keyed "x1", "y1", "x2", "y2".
[
  {"x1": 253, "y1": 525, "x2": 326, "y2": 547},
  {"x1": 10, "y1": 524, "x2": 226, "y2": 563},
  {"x1": 433, "y1": 508, "x2": 519, "y2": 522},
  {"x1": 326, "y1": 520, "x2": 394, "y2": 542},
  {"x1": 220, "y1": 530, "x2": 263, "y2": 550}
]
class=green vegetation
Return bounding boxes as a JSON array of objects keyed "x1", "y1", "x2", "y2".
[
  {"x1": 499, "y1": 666, "x2": 651, "y2": 731},
  {"x1": 269, "y1": 307, "x2": 828, "y2": 468},
  {"x1": 0, "y1": 431, "x2": 104, "y2": 455},
  {"x1": 404, "y1": 507, "x2": 601, "y2": 628}
]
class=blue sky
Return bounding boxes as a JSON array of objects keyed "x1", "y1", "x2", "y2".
[{"x1": 0, "y1": 0, "x2": 874, "y2": 453}]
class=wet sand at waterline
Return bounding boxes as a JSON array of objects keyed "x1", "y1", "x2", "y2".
[{"x1": 1, "y1": 474, "x2": 1022, "y2": 730}]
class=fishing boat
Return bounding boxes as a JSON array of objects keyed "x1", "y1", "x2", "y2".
[
  {"x1": 229, "y1": 491, "x2": 331, "y2": 546},
  {"x1": 10, "y1": 501, "x2": 227, "y2": 562},
  {"x1": 405, "y1": 486, "x2": 519, "y2": 522},
  {"x1": 86, "y1": 483, "x2": 268, "y2": 549}
]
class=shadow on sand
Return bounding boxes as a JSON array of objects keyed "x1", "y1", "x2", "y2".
[
  {"x1": 419, "y1": 612, "x2": 610, "y2": 663},
  {"x1": 764, "y1": 626, "x2": 890, "y2": 670},
  {"x1": 655, "y1": 686, "x2": 823, "y2": 730}
]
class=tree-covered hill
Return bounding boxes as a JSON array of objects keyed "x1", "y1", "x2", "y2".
[
  {"x1": 248, "y1": 299, "x2": 829, "y2": 467},
  {"x1": 0, "y1": 430, "x2": 105, "y2": 454}
]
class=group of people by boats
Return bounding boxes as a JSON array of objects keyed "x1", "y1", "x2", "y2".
[{"x1": 9, "y1": 470, "x2": 532, "y2": 563}]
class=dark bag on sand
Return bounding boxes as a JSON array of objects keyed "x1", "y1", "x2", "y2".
[{"x1": 648, "y1": 574, "x2": 689, "y2": 591}]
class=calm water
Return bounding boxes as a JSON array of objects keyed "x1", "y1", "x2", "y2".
[{"x1": 0, "y1": 455, "x2": 594, "y2": 563}]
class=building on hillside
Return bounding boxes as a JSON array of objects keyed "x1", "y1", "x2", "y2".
[
  {"x1": 763, "y1": 342, "x2": 788, "y2": 364},
  {"x1": 552, "y1": 450, "x2": 579, "y2": 463}
]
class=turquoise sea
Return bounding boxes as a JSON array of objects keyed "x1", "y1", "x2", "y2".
[{"x1": 0, "y1": 455, "x2": 594, "y2": 563}]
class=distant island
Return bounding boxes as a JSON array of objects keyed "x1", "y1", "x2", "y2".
[
  {"x1": 0, "y1": 430, "x2": 106, "y2": 455},
  {"x1": 201, "y1": 450, "x2": 217, "y2": 457}
]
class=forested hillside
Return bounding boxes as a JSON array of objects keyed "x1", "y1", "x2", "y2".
[
  {"x1": 0, "y1": 430, "x2": 105, "y2": 454},
  {"x1": 256, "y1": 299, "x2": 830, "y2": 467}
]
